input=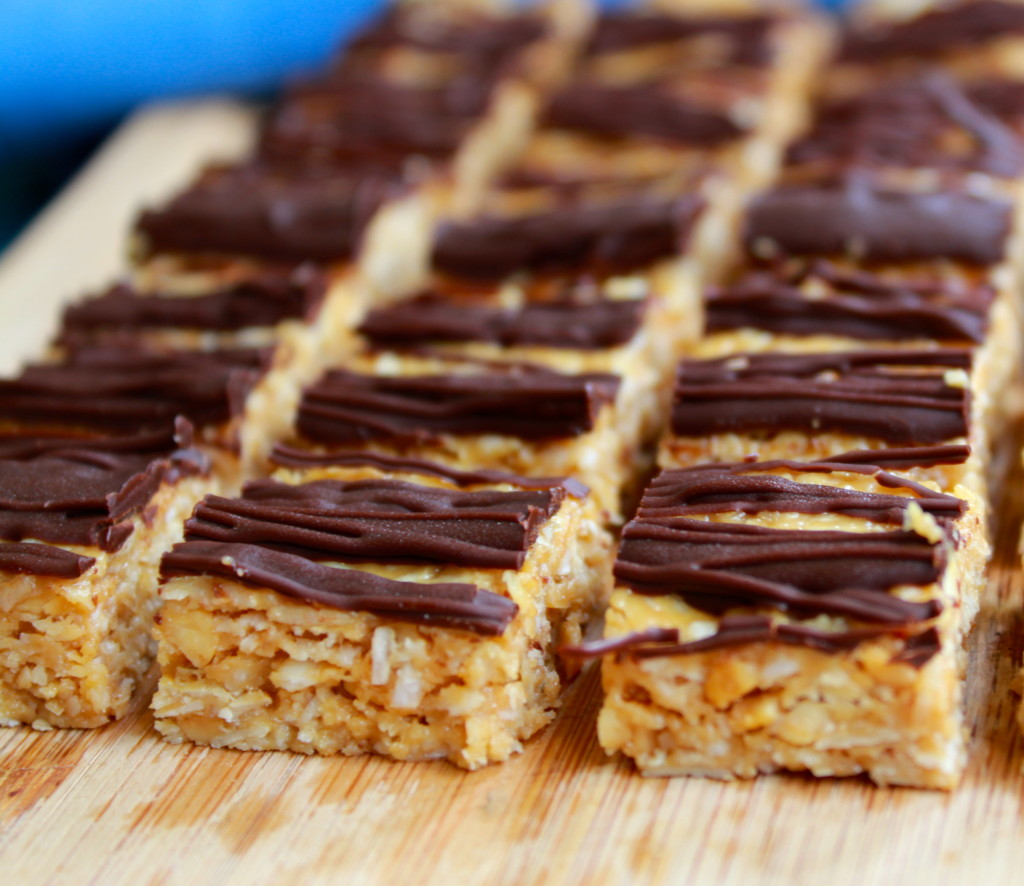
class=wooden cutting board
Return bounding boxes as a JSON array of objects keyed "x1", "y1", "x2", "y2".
[{"x1": 1, "y1": 102, "x2": 1023, "y2": 886}]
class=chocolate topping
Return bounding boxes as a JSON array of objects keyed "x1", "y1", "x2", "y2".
[
  {"x1": 259, "y1": 82, "x2": 481, "y2": 170},
  {"x1": 0, "y1": 424, "x2": 206, "y2": 555},
  {"x1": 544, "y1": 83, "x2": 744, "y2": 147},
  {"x1": 826, "y1": 443, "x2": 970, "y2": 469},
  {"x1": 599, "y1": 456, "x2": 952, "y2": 661},
  {"x1": 358, "y1": 291, "x2": 647, "y2": 350},
  {"x1": 183, "y1": 477, "x2": 562, "y2": 571},
  {"x1": 562, "y1": 617, "x2": 940, "y2": 666},
  {"x1": 616, "y1": 519, "x2": 944, "y2": 623},
  {"x1": 349, "y1": 8, "x2": 545, "y2": 59},
  {"x1": 288, "y1": 73, "x2": 493, "y2": 120},
  {"x1": 745, "y1": 182, "x2": 1012, "y2": 265},
  {"x1": 673, "y1": 349, "x2": 971, "y2": 444},
  {"x1": 269, "y1": 445, "x2": 590, "y2": 497},
  {"x1": 0, "y1": 453, "x2": 150, "y2": 552},
  {"x1": 643, "y1": 463, "x2": 965, "y2": 524},
  {"x1": 297, "y1": 367, "x2": 620, "y2": 444},
  {"x1": 0, "y1": 346, "x2": 268, "y2": 435},
  {"x1": 559, "y1": 626, "x2": 681, "y2": 659},
  {"x1": 586, "y1": 13, "x2": 777, "y2": 66},
  {"x1": 706, "y1": 260, "x2": 994, "y2": 343},
  {"x1": 0, "y1": 542, "x2": 95, "y2": 578},
  {"x1": 0, "y1": 424, "x2": 186, "y2": 461},
  {"x1": 892, "y1": 627, "x2": 943, "y2": 666},
  {"x1": 787, "y1": 73, "x2": 1024, "y2": 177},
  {"x1": 431, "y1": 195, "x2": 704, "y2": 280},
  {"x1": 840, "y1": 0, "x2": 1024, "y2": 62},
  {"x1": 136, "y1": 164, "x2": 396, "y2": 263},
  {"x1": 161, "y1": 540, "x2": 517, "y2": 635},
  {"x1": 60, "y1": 269, "x2": 327, "y2": 340}
]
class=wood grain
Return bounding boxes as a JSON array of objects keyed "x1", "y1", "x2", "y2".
[{"x1": 1, "y1": 103, "x2": 1023, "y2": 886}]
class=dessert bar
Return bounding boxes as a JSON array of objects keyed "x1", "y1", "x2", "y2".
[
  {"x1": 153, "y1": 455, "x2": 612, "y2": 769},
  {"x1": 278, "y1": 351, "x2": 628, "y2": 523},
  {"x1": 0, "y1": 423, "x2": 211, "y2": 728},
  {"x1": 54, "y1": 267, "x2": 360, "y2": 476},
  {"x1": 578, "y1": 455, "x2": 971, "y2": 788}
]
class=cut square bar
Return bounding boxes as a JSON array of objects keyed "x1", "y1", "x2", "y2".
[
  {"x1": 0, "y1": 424, "x2": 211, "y2": 728},
  {"x1": 278, "y1": 350, "x2": 632, "y2": 523},
  {"x1": 581, "y1": 457, "x2": 970, "y2": 788},
  {"x1": 688, "y1": 255, "x2": 1023, "y2": 515},
  {"x1": 354, "y1": 270, "x2": 679, "y2": 504},
  {"x1": 153, "y1": 457, "x2": 613, "y2": 769},
  {"x1": 53, "y1": 266, "x2": 364, "y2": 477}
]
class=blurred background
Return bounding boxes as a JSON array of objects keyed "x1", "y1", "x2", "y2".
[{"x1": 0, "y1": 0, "x2": 847, "y2": 252}]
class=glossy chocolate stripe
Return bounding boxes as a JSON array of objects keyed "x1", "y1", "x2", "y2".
[
  {"x1": 839, "y1": 0, "x2": 1024, "y2": 62},
  {"x1": 358, "y1": 294, "x2": 646, "y2": 350},
  {"x1": 260, "y1": 86, "x2": 475, "y2": 168},
  {"x1": 60, "y1": 270, "x2": 326, "y2": 338},
  {"x1": 562, "y1": 617, "x2": 941, "y2": 666},
  {"x1": 672, "y1": 350, "x2": 971, "y2": 443},
  {"x1": 616, "y1": 520, "x2": 944, "y2": 623},
  {"x1": 349, "y1": 9, "x2": 545, "y2": 57},
  {"x1": 432, "y1": 195, "x2": 703, "y2": 280},
  {"x1": 268, "y1": 445, "x2": 590, "y2": 497},
  {"x1": 745, "y1": 184, "x2": 1012, "y2": 265},
  {"x1": 0, "y1": 439, "x2": 204, "y2": 553},
  {"x1": 0, "y1": 346, "x2": 268, "y2": 434},
  {"x1": 787, "y1": 73, "x2": 1024, "y2": 177},
  {"x1": 545, "y1": 84, "x2": 744, "y2": 146},
  {"x1": 585, "y1": 12, "x2": 776, "y2": 65},
  {"x1": 706, "y1": 265, "x2": 993, "y2": 342},
  {"x1": 641, "y1": 465, "x2": 965, "y2": 523},
  {"x1": 0, "y1": 422, "x2": 189, "y2": 460},
  {"x1": 161, "y1": 540, "x2": 518, "y2": 635},
  {"x1": 826, "y1": 444, "x2": 970, "y2": 469},
  {"x1": 296, "y1": 368, "x2": 620, "y2": 443},
  {"x1": 137, "y1": 163, "x2": 396, "y2": 264},
  {"x1": 183, "y1": 478, "x2": 563, "y2": 570},
  {"x1": 0, "y1": 542, "x2": 95, "y2": 578}
]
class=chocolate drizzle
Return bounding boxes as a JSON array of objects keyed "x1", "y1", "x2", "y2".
[
  {"x1": 745, "y1": 182, "x2": 1012, "y2": 265},
  {"x1": 348, "y1": 8, "x2": 546, "y2": 60},
  {"x1": 544, "y1": 83, "x2": 745, "y2": 147},
  {"x1": 161, "y1": 540, "x2": 517, "y2": 635},
  {"x1": 259, "y1": 82, "x2": 481, "y2": 171},
  {"x1": 0, "y1": 452, "x2": 157, "y2": 552},
  {"x1": 840, "y1": 0, "x2": 1024, "y2": 62},
  {"x1": 297, "y1": 367, "x2": 620, "y2": 444},
  {"x1": 787, "y1": 73, "x2": 1024, "y2": 177},
  {"x1": 672, "y1": 349, "x2": 971, "y2": 444},
  {"x1": 585, "y1": 12, "x2": 777, "y2": 66},
  {"x1": 706, "y1": 260, "x2": 994, "y2": 342},
  {"x1": 269, "y1": 445, "x2": 590, "y2": 498},
  {"x1": 562, "y1": 617, "x2": 941, "y2": 664},
  {"x1": 643, "y1": 463, "x2": 965, "y2": 524},
  {"x1": 0, "y1": 346, "x2": 268, "y2": 434},
  {"x1": 59, "y1": 269, "x2": 327, "y2": 340},
  {"x1": 431, "y1": 195, "x2": 704, "y2": 280},
  {"x1": 136, "y1": 163, "x2": 397, "y2": 263},
  {"x1": 826, "y1": 443, "x2": 970, "y2": 470},
  {"x1": 183, "y1": 478, "x2": 563, "y2": 570},
  {"x1": 0, "y1": 542, "x2": 95, "y2": 578},
  {"x1": 617, "y1": 520, "x2": 943, "y2": 621},
  {"x1": 0, "y1": 424, "x2": 188, "y2": 461},
  {"x1": 0, "y1": 422, "x2": 207, "y2": 557},
  {"x1": 358, "y1": 291, "x2": 647, "y2": 350}
]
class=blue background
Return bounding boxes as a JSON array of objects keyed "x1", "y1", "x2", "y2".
[{"x1": 0, "y1": 0, "x2": 847, "y2": 248}]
